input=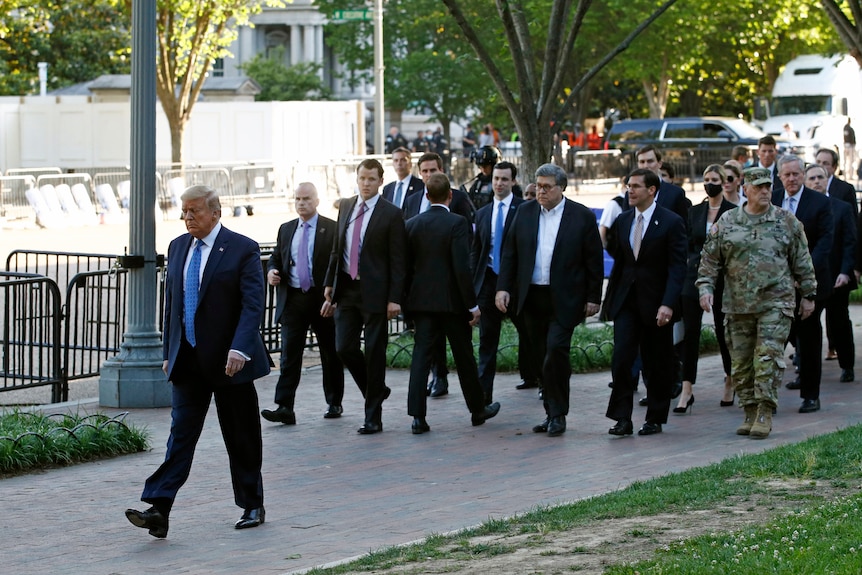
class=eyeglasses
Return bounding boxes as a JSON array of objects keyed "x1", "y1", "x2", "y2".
[
  {"x1": 726, "y1": 175, "x2": 735, "y2": 183},
  {"x1": 535, "y1": 183, "x2": 558, "y2": 193}
]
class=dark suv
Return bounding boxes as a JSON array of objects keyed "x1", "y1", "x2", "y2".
[{"x1": 606, "y1": 116, "x2": 769, "y2": 176}]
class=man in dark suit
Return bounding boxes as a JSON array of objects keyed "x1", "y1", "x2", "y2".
[
  {"x1": 804, "y1": 164, "x2": 857, "y2": 383},
  {"x1": 323, "y1": 159, "x2": 407, "y2": 434},
  {"x1": 471, "y1": 161, "x2": 538, "y2": 402},
  {"x1": 126, "y1": 185, "x2": 270, "y2": 538},
  {"x1": 382, "y1": 147, "x2": 424, "y2": 211},
  {"x1": 815, "y1": 148, "x2": 858, "y2": 214},
  {"x1": 773, "y1": 155, "x2": 834, "y2": 413},
  {"x1": 403, "y1": 151, "x2": 476, "y2": 397},
  {"x1": 635, "y1": 145, "x2": 691, "y2": 221},
  {"x1": 404, "y1": 172, "x2": 501, "y2": 434},
  {"x1": 604, "y1": 168, "x2": 687, "y2": 437},
  {"x1": 753, "y1": 135, "x2": 784, "y2": 193},
  {"x1": 261, "y1": 183, "x2": 344, "y2": 425},
  {"x1": 496, "y1": 163, "x2": 604, "y2": 437}
]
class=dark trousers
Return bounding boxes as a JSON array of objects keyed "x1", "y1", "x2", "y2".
[
  {"x1": 407, "y1": 311, "x2": 485, "y2": 418},
  {"x1": 522, "y1": 285, "x2": 574, "y2": 418},
  {"x1": 142, "y1": 341, "x2": 263, "y2": 511},
  {"x1": 274, "y1": 287, "x2": 344, "y2": 410},
  {"x1": 681, "y1": 295, "x2": 731, "y2": 383},
  {"x1": 607, "y1": 292, "x2": 673, "y2": 424},
  {"x1": 477, "y1": 268, "x2": 538, "y2": 399},
  {"x1": 794, "y1": 300, "x2": 825, "y2": 400},
  {"x1": 825, "y1": 285, "x2": 855, "y2": 369},
  {"x1": 333, "y1": 277, "x2": 390, "y2": 425}
]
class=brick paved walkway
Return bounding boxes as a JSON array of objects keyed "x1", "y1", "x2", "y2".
[{"x1": 3, "y1": 311, "x2": 862, "y2": 574}]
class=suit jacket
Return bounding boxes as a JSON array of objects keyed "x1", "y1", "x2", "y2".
[
  {"x1": 656, "y1": 180, "x2": 691, "y2": 222},
  {"x1": 404, "y1": 205, "x2": 476, "y2": 315},
  {"x1": 163, "y1": 226, "x2": 271, "y2": 385},
  {"x1": 471, "y1": 195, "x2": 525, "y2": 294},
  {"x1": 267, "y1": 214, "x2": 336, "y2": 321},
  {"x1": 771, "y1": 187, "x2": 834, "y2": 300},
  {"x1": 382, "y1": 175, "x2": 424, "y2": 210},
  {"x1": 324, "y1": 195, "x2": 407, "y2": 313},
  {"x1": 604, "y1": 204, "x2": 687, "y2": 324},
  {"x1": 828, "y1": 196, "x2": 858, "y2": 290},
  {"x1": 682, "y1": 198, "x2": 736, "y2": 298},
  {"x1": 404, "y1": 185, "x2": 476, "y2": 225},
  {"x1": 827, "y1": 176, "x2": 858, "y2": 215},
  {"x1": 496, "y1": 198, "x2": 604, "y2": 331}
]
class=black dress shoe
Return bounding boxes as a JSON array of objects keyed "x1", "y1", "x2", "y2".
[
  {"x1": 799, "y1": 398, "x2": 820, "y2": 413},
  {"x1": 638, "y1": 422, "x2": 663, "y2": 435},
  {"x1": 261, "y1": 406, "x2": 296, "y2": 425},
  {"x1": 537, "y1": 387, "x2": 544, "y2": 400},
  {"x1": 670, "y1": 381, "x2": 683, "y2": 399},
  {"x1": 430, "y1": 376, "x2": 449, "y2": 397},
  {"x1": 785, "y1": 377, "x2": 801, "y2": 390},
  {"x1": 357, "y1": 422, "x2": 382, "y2": 434},
  {"x1": 608, "y1": 420, "x2": 633, "y2": 436},
  {"x1": 471, "y1": 401, "x2": 501, "y2": 426},
  {"x1": 638, "y1": 396, "x2": 649, "y2": 407},
  {"x1": 532, "y1": 417, "x2": 550, "y2": 433},
  {"x1": 411, "y1": 418, "x2": 430, "y2": 434},
  {"x1": 235, "y1": 506, "x2": 265, "y2": 529},
  {"x1": 516, "y1": 379, "x2": 539, "y2": 390},
  {"x1": 323, "y1": 405, "x2": 343, "y2": 419},
  {"x1": 125, "y1": 507, "x2": 169, "y2": 538},
  {"x1": 840, "y1": 369, "x2": 855, "y2": 383},
  {"x1": 547, "y1": 415, "x2": 566, "y2": 437}
]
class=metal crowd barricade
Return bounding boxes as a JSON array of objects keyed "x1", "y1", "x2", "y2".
[
  {"x1": 6, "y1": 250, "x2": 119, "y2": 297},
  {"x1": 63, "y1": 269, "x2": 129, "y2": 388},
  {"x1": 572, "y1": 150, "x2": 632, "y2": 188},
  {"x1": 230, "y1": 165, "x2": 284, "y2": 207},
  {"x1": 0, "y1": 175, "x2": 37, "y2": 223},
  {"x1": 6, "y1": 166, "x2": 62, "y2": 178},
  {"x1": 0, "y1": 272, "x2": 63, "y2": 402},
  {"x1": 161, "y1": 167, "x2": 232, "y2": 214}
]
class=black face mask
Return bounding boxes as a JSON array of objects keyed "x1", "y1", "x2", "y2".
[{"x1": 704, "y1": 183, "x2": 723, "y2": 198}]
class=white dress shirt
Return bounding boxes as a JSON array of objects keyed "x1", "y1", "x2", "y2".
[{"x1": 531, "y1": 200, "x2": 565, "y2": 285}]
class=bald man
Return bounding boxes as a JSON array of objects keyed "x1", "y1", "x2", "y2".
[{"x1": 261, "y1": 183, "x2": 344, "y2": 425}]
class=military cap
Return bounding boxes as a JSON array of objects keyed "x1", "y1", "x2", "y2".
[{"x1": 744, "y1": 167, "x2": 772, "y2": 186}]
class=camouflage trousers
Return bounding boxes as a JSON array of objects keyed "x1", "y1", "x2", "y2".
[{"x1": 725, "y1": 309, "x2": 793, "y2": 409}]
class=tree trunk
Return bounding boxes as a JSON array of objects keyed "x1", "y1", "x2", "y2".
[
  {"x1": 517, "y1": 120, "x2": 552, "y2": 186},
  {"x1": 168, "y1": 115, "x2": 185, "y2": 165}
]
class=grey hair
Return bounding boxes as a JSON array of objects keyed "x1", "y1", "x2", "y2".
[
  {"x1": 534, "y1": 163, "x2": 567, "y2": 189},
  {"x1": 180, "y1": 185, "x2": 221, "y2": 211},
  {"x1": 777, "y1": 154, "x2": 805, "y2": 173}
]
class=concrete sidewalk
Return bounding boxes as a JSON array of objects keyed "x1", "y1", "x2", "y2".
[{"x1": 2, "y1": 307, "x2": 862, "y2": 575}]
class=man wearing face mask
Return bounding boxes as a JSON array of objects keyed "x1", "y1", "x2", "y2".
[{"x1": 677, "y1": 165, "x2": 736, "y2": 414}]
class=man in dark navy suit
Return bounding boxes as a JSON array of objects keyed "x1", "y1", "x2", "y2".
[
  {"x1": 404, "y1": 172, "x2": 501, "y2": 434},
  {"x1": 774, "y1": 155, "x2": 834, "y2": 413},
  {"x1": 496, "y1": 163, "x2": 604, "y2": 437},
  {"x1": 323, "y1": 159, "x2": 407, "y2": 434},
  {"x1": 604, "y1": 168, "x2": 687, "y2": 437},
  {"x1": 635, "y1": 145, "x2": 691, "y2": 221},
  {"x1": 815, "y1": 148, "x2": 858, "y2": 214},
  {"x1": 471, "y1": 161, "x2": 538, "y2": 402},
  {"x1": 261, "y1": 182, "x2": 343, "y2": 425},
  {"x1": 382, "y1": 147, "x2": 424, "y2": 210},
  {"x1": 403, "y1": 151, "x2": 476, "y2": 397},
  {"x1": 126, "y1": 185, "x2": 271, "y2": 538}
]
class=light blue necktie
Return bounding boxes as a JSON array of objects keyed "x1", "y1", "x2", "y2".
[
  {"x1": 492, "y1": 201, "x2": 505, "y2": 274},
  {"x1": 394, "y1": 181, "x2": 404, "y2": 207},
  {"x1": 297, "y1": 222, "x2": 311, "y2": 292},
  {"x1": 787, "y1": 195, "x2": 797, "y2": 214},
  {"x1": 184, "y1": 239, "x2": 202, "y2": 346}
]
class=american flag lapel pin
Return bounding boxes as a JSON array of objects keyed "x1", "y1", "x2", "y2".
[{"x1": 219, "y1": 247, "x2": 225, "y2": 252}]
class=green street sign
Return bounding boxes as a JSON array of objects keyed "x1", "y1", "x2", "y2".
[{"x1": 332, "y1": 9, "x2": 372, "y2": 21}]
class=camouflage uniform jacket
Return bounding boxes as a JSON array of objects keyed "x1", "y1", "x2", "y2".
[{"x1": 696, "y1": 204, "x2": 816, "y2": 314}]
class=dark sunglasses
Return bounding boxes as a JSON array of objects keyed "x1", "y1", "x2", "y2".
[{"x1": 726, "y1": 175, "x2": 735, "y2": 183}]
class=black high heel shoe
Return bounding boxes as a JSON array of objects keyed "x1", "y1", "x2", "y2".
[
  {"x1": 720, "y1": 391, "x2": 735, "y2": 407},
  {"x1": 672, "y1": 395, "x2": 694, "y2": 414}
]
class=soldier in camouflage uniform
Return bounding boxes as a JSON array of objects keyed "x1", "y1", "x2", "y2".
[{"x1": 696, "y1": 167, "x2": 816, "y2": 439}]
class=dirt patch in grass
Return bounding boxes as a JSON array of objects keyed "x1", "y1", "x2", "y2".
[{"x1": 330, "y1": 479, "x2": 853, "y2": 575}]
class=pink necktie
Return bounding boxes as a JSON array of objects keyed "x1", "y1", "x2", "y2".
[{"x1": 349, "y1": 202, "x2": 367, "y2": 279}]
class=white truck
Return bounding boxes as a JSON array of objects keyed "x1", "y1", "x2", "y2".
[{"x1": 754, "y1": 54, "x2": 862, "y2": 166}]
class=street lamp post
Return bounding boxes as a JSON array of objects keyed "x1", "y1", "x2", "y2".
[{"x1": 99, "y1": 0, "x2": 170, "y2": 407}]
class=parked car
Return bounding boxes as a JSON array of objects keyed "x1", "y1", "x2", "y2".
[{"x1": 606, "y1": 116, "x2": 778, "y2": 177}]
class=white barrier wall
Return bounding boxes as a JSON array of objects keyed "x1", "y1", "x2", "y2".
[{"x1": 7, "y1": 98, "x2": 364, "y2": 171}]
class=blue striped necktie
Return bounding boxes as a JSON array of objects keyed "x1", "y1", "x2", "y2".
[{"x1": 184, "y1": 239, "x2": 202, "y2": 346}]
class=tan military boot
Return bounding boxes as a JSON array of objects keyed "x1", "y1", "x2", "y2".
[
  {"x1": 736, "y1": 405, "x2": 758, "y2": 435},
  {"x1": 749, "y1": 404, "x2": 773, "y2": 439}
]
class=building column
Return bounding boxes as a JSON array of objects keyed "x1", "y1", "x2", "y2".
[
  {"x1": 303, "y1": 25, "x2": 315, "y2": 65},
  {"x1": 290, "y1": 25, "x2": 302, "y2": 65}
]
